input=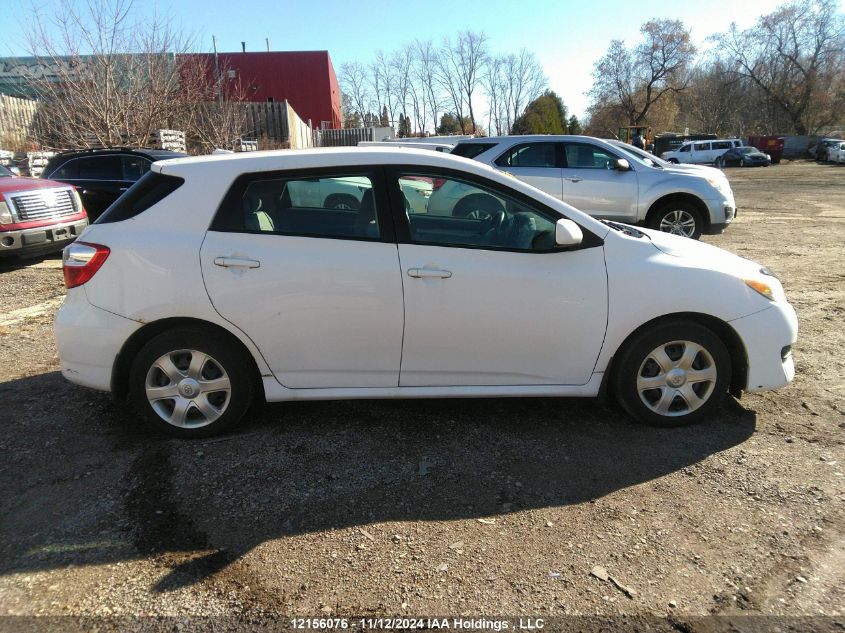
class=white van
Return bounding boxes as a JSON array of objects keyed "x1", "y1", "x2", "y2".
[{"x1": 662, "y1": 139, "x2": 743, "y2": 165}]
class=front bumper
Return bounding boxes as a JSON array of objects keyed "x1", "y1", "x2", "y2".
[
  {"x1": 0, "y1": 217, "x2": 88, "y2": 257},
  {"x1": 703, "y1": 195, "x2": 736, "y2": 234},
  {"x1": 729, "y1": 302, "x2": 798, "y2": 392},
  {"x1": 54, "y1": 288, "x2": 142, "y2": 391}
]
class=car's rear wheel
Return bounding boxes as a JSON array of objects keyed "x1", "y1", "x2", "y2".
[
  {"x1": 648, "y1": 202, "x2": 704, "y2": 239},
  {"x1": 715, "y1": 156, "x2": 725, "y2": 168},
  {"x1": 613, "y1": 320, "x2": 731, "y2": 427},
  {"x1": 129, "y1": 328, "x2": 255, "y2": 438}
]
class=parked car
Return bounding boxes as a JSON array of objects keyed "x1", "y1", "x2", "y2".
[
  {"x1": 41, "y1": 148, "x2": 187, "y2": 221},
  {"x1": 810, "y1": 138, "x2": 842, "y2": 162},
  {"x1": 715, "y1": 147, "x2": 772, "y2": 168},
  {"x1": 0, "y1": 163, "x2": 88, "y2": 259},
  {"x1": 55, "y1": 148, "x2": 797, "y2": 437},
  {"x1": 449, "y1": 135, "x2": 736, "y2": 239},
  {"x1": 829, "y1": 142, "x2": 845, "y2": 164},
  {"x1": 661, "y1": 139, "x2": 743, "y2": 165}
]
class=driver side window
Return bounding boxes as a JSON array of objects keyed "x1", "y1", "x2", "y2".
[{"x1": 398, "y1": 173, "x2": 558, "y2": 251}]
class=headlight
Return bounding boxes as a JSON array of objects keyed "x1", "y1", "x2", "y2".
[
  {"x1": 0, "y1": 200, "x2": 12, "y2": 225},
  {"x1": 706, "y1": 177, "x2": 729, "y2": 194}
]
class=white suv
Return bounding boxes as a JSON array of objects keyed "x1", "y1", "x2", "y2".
[
  {"x1": 55, "y1": 148, "x2": 796, "y2": 437},
  {"x1": 450, "y1": 135, "x2": 736, "y2": 239},
  {"x1": 661, "y1": 139, "x2": 743, "y2": 165}
]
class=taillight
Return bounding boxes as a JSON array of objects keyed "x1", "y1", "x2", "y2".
[{"x1": 63, "y1": 242, "x2": 110, "y2": 289}]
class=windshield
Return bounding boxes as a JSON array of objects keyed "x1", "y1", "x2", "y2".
[
  {"x1": 0, "y1": 165, "x2": 12, "y2": 177},
  {"x1": 610, "y1": 142, "x2": 663, "y2": 169}
]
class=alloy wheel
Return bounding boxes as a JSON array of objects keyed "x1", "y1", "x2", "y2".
[{"x1": 658, "y1": 210, "x2": 697, "y2": 237}]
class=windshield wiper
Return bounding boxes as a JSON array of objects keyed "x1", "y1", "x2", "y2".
[{"x1": 602, "y1": 220, "x2": 647, "y2": 238}]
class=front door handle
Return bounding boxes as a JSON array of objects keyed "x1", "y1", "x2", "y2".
[
  {"x1": 214, "y1": 257, "x2": 261, "y2": 269},
  {"x1": 407, "y1": 267, "x2": 452, "y2": 279},
  {"x1": 565, "y1": 176, "x2": 583, "y2": 183}
]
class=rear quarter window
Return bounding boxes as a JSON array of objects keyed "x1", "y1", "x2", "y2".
[{"x1": 95, "y1": 171, "x2": 184, "y2": 223}]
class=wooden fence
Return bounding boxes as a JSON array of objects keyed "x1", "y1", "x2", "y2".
[{"x1": 0, "y1": 93, "x2": 38, "y2": 150}]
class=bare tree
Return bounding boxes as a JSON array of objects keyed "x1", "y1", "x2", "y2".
[
  {"x1": 589, "y1": 19, "x2": 696, "y2": 126},
  {"x1": 414, "y1": 39, "x2": 443, "y2": 134},
  {"x1": 25, "y1": 0, "x2": 190, "y2": 148},
  {"x1": 339, "y1": 61, "x2": 371, "y2": 127},
  {"x1": 483, "y1": 55, "x2": 507, "y2": 135},
  {"x1": 502, "y1": 50, "x2": 547, "y2": 133},
  {"x1": 370, "y1": 50, "x2": 397, "y2": 127},
  {"x1": 716, "y1": 0, "x2": 844, "y2": 135},
  {"x1": 436, "y1": 31, "x2": 489, "y2": 133}
]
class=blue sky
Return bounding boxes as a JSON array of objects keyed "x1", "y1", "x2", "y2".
[{"x1": 3, "y1": 0, "x2": 840, "y2": 119}]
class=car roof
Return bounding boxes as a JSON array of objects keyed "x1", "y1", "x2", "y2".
[
  {"x1": 455, "y1": 135, "x2": 610, "y2": 144},
  {"x1": 52, "y1": 148, "x2": 188, "y2": 160},
  {"x1": 152, "y1": 146, "x2": 610, "y2": 236}
]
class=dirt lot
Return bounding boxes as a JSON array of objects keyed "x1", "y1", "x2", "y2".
[{"x1": 0, "y1": 161, "x2": 843, "y2": 631}]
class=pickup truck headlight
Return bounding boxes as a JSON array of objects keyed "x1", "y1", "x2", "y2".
[{"x1": 0, "y1": 200, "x2": 12, "y2": 225}]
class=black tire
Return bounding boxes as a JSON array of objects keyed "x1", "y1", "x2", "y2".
[
  {"x1": 128, "y1": 328, "x2": 255, "y2": 438},
  {"x1": 612, "y1": 320, "x2": 731, "y2": 427},
  {"x1": 324, "y1": 194, "x2": 360, "y2": 210},
  {"x1": 452, "y1": 193, "x2": 504, "y2": 220},
  {"x1": 667, "y1": 158, "x2": 680, "y2": 164},
  {"x1": 647, "y1": 201, "x2": 704, "y2": 240},
  {"x1": 715, "y1": 156, "x2": 724, "y2": 168}
]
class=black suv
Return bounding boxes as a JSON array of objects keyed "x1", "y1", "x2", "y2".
[{"x1": 41, "y1": 148, "x2": 187, "y2": 221}]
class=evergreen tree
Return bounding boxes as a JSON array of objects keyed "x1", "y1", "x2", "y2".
[
  {"x1": 568, "y1": 115, "x2": 582, "y2": 135},
  {"x1": 511, "y1": 91, "x2": 568, "y2": 135}
]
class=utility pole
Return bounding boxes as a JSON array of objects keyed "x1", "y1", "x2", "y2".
[{"x1": 212, "y1": 35, "x2": 223, "y2": 103}]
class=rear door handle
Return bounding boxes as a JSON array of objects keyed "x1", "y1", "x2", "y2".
[
  {"x1": 565, "y1": 176, "x2": 583, "y2": 183},
  {"x1": 214, "y1": 257, "x2": 261, "y2": 269},
  {"x1": 407, "y1": 267, "x2": 452, "y2": 279}
]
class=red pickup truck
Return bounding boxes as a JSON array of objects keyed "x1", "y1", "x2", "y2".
[{"x1": 0, "y1": 164, "x2": 88, "y2": 259}]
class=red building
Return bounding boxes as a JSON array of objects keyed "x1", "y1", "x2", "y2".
[{"x1": 181, "y1": 51, "x2": 341, "y2": 129}]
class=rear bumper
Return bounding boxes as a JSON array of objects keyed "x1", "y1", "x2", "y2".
[
  {"x1": 54, "y1": 288, "x2": 141, "y2": 391},
  {"x1": 0, "y1": 217, "x2": 88, "y2": 257},
  {"x1": 729, "y1": 302, "x2": 798, "y2": 392}
]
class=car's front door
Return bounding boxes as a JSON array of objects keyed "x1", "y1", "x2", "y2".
[
  {"x1": 492, "y1": 141, "x2": 563, "y2": 199},
  {"x1": 200, "y1": 168, "x2": 405, "y2": 389},
  {"x1": 559, "y1": 142, "x2": 639, "y2": 221},
  {"x1": 391, "y1": 169, "x2": 608, "y2": 387}
]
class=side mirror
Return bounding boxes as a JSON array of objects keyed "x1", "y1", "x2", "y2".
[
  {"x1": 614, "y1": 158, "x2": 631, "y2": 171},
  {"x1": 9, "y1": 166, "x2": 21, "y2": 176},
  {"x1": 555, "y1": 218, "x2": 583, "y2": 247}
]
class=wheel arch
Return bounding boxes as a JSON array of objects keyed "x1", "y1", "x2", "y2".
[
  {"x1": 111, "y1": 317, "x2": 265, "y2": 401},
  {"x1": 603, "y1": 311, "x2": 748, "y2": 398},
  {"x1": 645, "y1": 193, "x2": 711, "y2": 231}
]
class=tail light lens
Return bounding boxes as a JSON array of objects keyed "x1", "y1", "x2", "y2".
[{"x1": 63, "y1": 242, "x2": 110, "y2": 289}]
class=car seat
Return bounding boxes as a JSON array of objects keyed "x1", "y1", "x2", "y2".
[{"x1": 354, "y1": 189, "x2": 378, "y2": 237}]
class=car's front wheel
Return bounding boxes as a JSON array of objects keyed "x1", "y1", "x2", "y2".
[
  {"x1": 129, "y1": 328, "x2": 255, "y2": 438},
  {"x1": 648, "y1": 202, "x2": 704, "y2": 239},
  {"x1": 613, "y1": 320, "x2": 731, "y2": 427}
]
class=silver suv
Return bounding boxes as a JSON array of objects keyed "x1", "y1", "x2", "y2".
[{"x1": 450, "y1": 135, "x2": 736, "y2": 239}]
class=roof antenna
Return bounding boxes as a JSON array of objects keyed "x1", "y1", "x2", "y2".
[
  {"x1": 241, "y1": 41, "x2": 246, "y2": 53},
  {"x1": 266, "y1": 38, "x2": 270, "y2": 52}
]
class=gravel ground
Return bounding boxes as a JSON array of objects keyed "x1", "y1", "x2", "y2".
[{"x1": 0, "y1": 161, "x2": 843, "y2": 632}]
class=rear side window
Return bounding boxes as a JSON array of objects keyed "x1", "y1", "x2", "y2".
[
  {"x1": 213, "y1": 172, "x2": 382, "y2": 240},
  {"x1": 77, "y1": 156, "x2": 123, "y2": 180},
  {"x1": 451, "y1": 143, "x2": 496, "y2": 159},
  {"x1": 694, "y1": 142, "x2": 711, "y2": 151},
  {"x1": 96, "y1": 171, "x2": 184, "y2": 224},
  {"x1": 712, "y1": 141, "x2": 731, "y2": 150}
]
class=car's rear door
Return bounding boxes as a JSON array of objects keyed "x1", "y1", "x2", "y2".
[{"x1": 200, "y1": 167, "x2": 405, "y2": 389}]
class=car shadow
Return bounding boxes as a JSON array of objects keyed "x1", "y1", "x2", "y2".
[{"x1": 0, "y1": 371, "x2": 757, "y2": 592}]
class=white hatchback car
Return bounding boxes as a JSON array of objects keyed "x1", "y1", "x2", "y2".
[{"x1": 55, "y1": 148, "x2": 797, "y2": 438}]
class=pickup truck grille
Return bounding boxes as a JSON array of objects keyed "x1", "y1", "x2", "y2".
[{"x1": 9, "y1": 188, "x2": 78, "y2": 222}]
